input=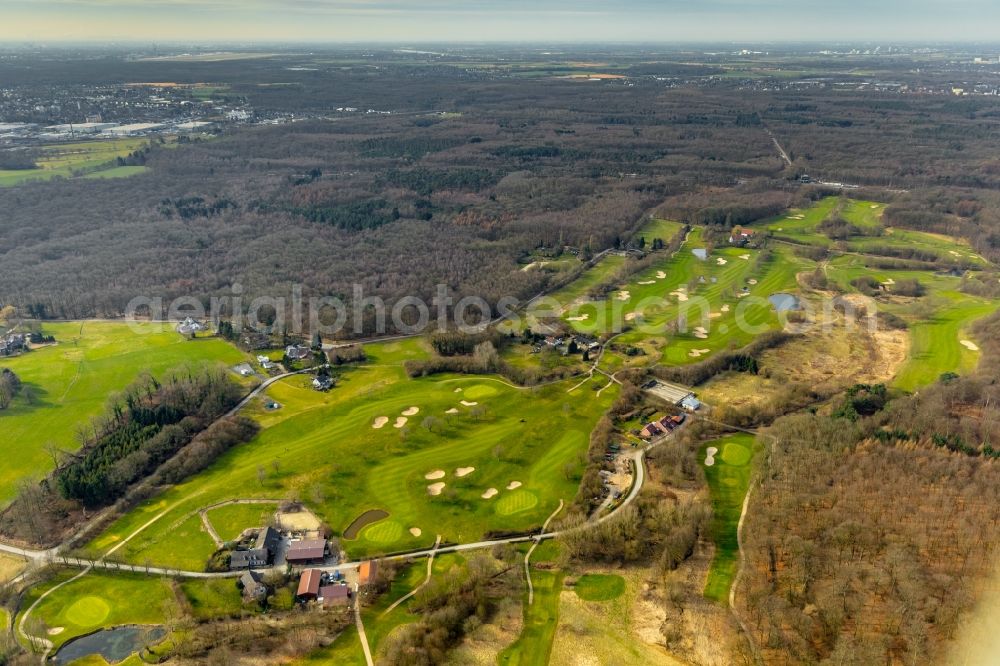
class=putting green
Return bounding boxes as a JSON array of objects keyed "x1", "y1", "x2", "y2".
[
  {"x1": 721, "y1": 442, "x2": 752, "y2": 466},
  {"x1": 462, "y1": 384, "x2": 500, "y2": 401},
  {"x1": 495, "y1": 489, "x2": 539, "y2": 516},
  {"x1": 64, "y1": 596, "x2": 111, "y2": 627},
  {"x1": 361, "y1": 520, "x2": 404, "y2": 544}
]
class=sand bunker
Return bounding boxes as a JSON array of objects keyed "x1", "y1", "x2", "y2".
[
  {"x1": 402, "y1": 406, "x2": 420, "y2": 416},
  {"x1": 372, "y1": 416, "x2": 389, "y2": 429},
  {"x1": 710, "y1": 312, "x2": 722, "y2": 319},
  {"x1": 394, "y1": 417, "x2": 408, "y2": 428},
  {"x1": 445, "y1": 408, "x2": 459, "y2": 414},
  {"x1": 461, "y1": 400, "x2": 479, "y2": 407},
  {"x1": 704, "y1": 446, "x2": 718, "y2": 467},
  {"x1": 454, "y1": 388, "x2": 463, "y2": 393},
  {"x1": 694, "y1": 326, "x2": 709, "y2": 339},
  {"x1": 737, "y1": 292, "x2": 751, "y2": 298},
  {"x1": 721, "y1": 304, "x2": 731, "y2": 312},
  {"x1": 689, "y1": 349, "x2": 711, "y2": 358},
  {"x1": 456, "y1": 467, "x2": 476, "y2": 477},
  {"x1": 739, "y1": 253, "x2": 751, "y2": 260},
  {"x1": 427, "y1": 483, "x2": 446, "y2": 496},
  {"x1": 871, "y1": 204, "x2": 879, "y2": 209},
  {"x1": 410, "y1": 527, "x2": 422, "y2": 537},
  {"x1": 625, "y1": 312, "x2": 639, "y2": 322},
  {"x1": 882, "y1": 278, "x2": 896, "y2": 286},
  {"x1": 506, "y1": 481, "x2": 523, "y2": 490},
  {"x1": 748, "y1": 279, "x2": 758, "y2": 285},
  {"x1": 567, "y1": 314, "x2": 590, "y2": 322},
  {"x1": 638, "y1": 280, "x2": 656, "y2": 285},
  {"x1": 481, "y1": 488, "x2": 499, "y2": 499},
  {"x1": 425, "y1": 470, "x2": 446, "y2": 480},
  {"x1": 670, "y1": 290, "x2": 689, "y2": 302},
  {"x1": 717, "y1": 257, "x2": 728, "y2": 265},
  {"x1": 950, "y1": 250, "x2": 961, "y2": 256},
  {"x1": 48, "y1": 628, "x2": 64, "y2": 636},
  {"x1": 616, "y1": 290, "x2": 631, "y2": 301},
  {"x1": 961, "y1": 340, "x2": 980, "y2": 351},
  {"x1": 656, "y1": 271, "x2": 667, "y2": 279}
]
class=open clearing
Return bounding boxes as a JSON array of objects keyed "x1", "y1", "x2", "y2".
[
  {"x1": 0, "y1": 138, "x2": 150, "y2": 186},
  {"x1": 700, "y1": 434, "x2": 757, "y2": 604},
  {"x1": 82, "y1": 339, "x2": 617, "y2": 563},
  {"x1": 0, "y1": 321, "x2": 247, "y2": 505}
]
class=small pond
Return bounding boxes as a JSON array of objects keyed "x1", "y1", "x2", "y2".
[
  {"x1": 691, "y1": 248, "x2": 708, "y2": 260},
  {"x1": 768, "y1": 293, "x2": 802, "y2": 312},
  {"x1": 54, "y1": 625, "x2": 166, "y2": 664}
]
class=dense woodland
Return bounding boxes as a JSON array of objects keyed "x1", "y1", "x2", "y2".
[{"x1": 4, "y1": 49, "x2": 1000, "y2": 336}]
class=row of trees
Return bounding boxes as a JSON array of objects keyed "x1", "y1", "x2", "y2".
[{"x1": 0, "y1": 368, "x2": 21, "y2": 409}]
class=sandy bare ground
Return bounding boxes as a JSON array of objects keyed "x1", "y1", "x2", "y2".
[
  {"x1": 409, "y1": 527, "x2": 422, "y2": 537},
  {"x1": 394, "y1": 417, "x2": 408, "y2": 428},
  {"x1": 372, "y1": 416, "x2": 389, "y2": 429},
  {"x1": 402, "y1": 406, "x2": 420, "y2": 416},
  {"x1": 456, "y1": 467, "x2": 476, "y2": 477},
  {"x1": 461, "y1": 400, "x2": 479, "y2": 407},
  {"x1": 427, "y1": 483, "x2": 446, "y2": 496},
  {"x1": 962, "y1": 340, "x2": 980, "y2": 351},
  {"x1": 276, "y1": 509, "x2": 321, "y2": 532},
  {"x1": 481, "y1": 488, "x2": 499, "y2": 499},
  {"x1": 506, "y1": 481, "x2": 522, "y2": 490},
  {"x1": 425, "y1": 470, "x2": 446, "y2": 480}
]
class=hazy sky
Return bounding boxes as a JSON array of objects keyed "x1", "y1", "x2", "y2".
[{"x1": 2, "y1": 0, "x2": 997, "y2": 43}]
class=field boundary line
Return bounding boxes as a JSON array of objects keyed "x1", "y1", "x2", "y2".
[{"x1": 525, "y1": 500, "x2": 563, "y2": 605}]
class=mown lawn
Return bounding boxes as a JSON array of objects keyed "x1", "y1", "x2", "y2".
[
  {"x1": 498, "y1": 570, "x2": 564, "y2": 666},
  {"x1": 572, "y1": 573, "x2": 625, "y2": 601},
  {"x1": 206, "y1": 503, "x2": 277, "y2": 542},
  {"x1": 19, "y1": 571, "x2": 175, "y2": 650},
  {"x1": 0, "y1": 321, "x2": 248, "y2": 505},
  {"x1": 700, "y1": 433, "x2": 757, "y2": 604},
  {"x1": 82, "y1": 339, "x2": 618, "y2": 566}
]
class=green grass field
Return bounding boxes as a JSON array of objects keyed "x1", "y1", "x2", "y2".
[
  {"x1": 700, "y1": 433, "x2": 757, "y2": 604},
  {"x1": 81, "y1": 165, "x2": 150, "y2": 180},
  {"x1": 19, "y1": 571, "x2": 175, "y2": 650},
  {"x1": 572, "y1": 573, "x2": 625, "y2": 601},
  {"x1": 498, "y1": 570, "x2": 564, "y2": 666},
  {"x1": 179, "y1": 578, "x2": 244, "y2": 621},
  {"x1": 81, "y1": 339, "x2": 618, "y2": 566},
  {"x1": 0, "y1": 321, "x2": 248, "y2": 505},
  {"x1": 0, "y1": 139, "x2": 150, "y2": 186},
  {"x1": 560, "y1": 227, "x2": 807, "y2": 365},
  {"x1": 206, "y1": 503, "x2": 277, "y2": 542}
]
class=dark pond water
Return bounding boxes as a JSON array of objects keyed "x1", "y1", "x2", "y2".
[{"x1": 54, "y1": 625, "x2": 166, "y2": 664}]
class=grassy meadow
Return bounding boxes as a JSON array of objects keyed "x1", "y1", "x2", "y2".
[
  {"x1": 0, "y1": 139, "x2": 150, "y2": 186},
  {"x1": 0, "y1": 321, "x2": 247, "y2": 504}
]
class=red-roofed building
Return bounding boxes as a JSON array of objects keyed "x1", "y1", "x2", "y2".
[
  {"x1": 319, "y1": 584, "x2": 352, "y2": 608},
  {"x1": 286, "y1": 539, "x2": 328, "y2": 565},
  {"x1": 296, "y1": 569, "x2": 323, "y2": 600},
  {"x1": 358, "y1": 560, "x2": 378, "y2": 588}
]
